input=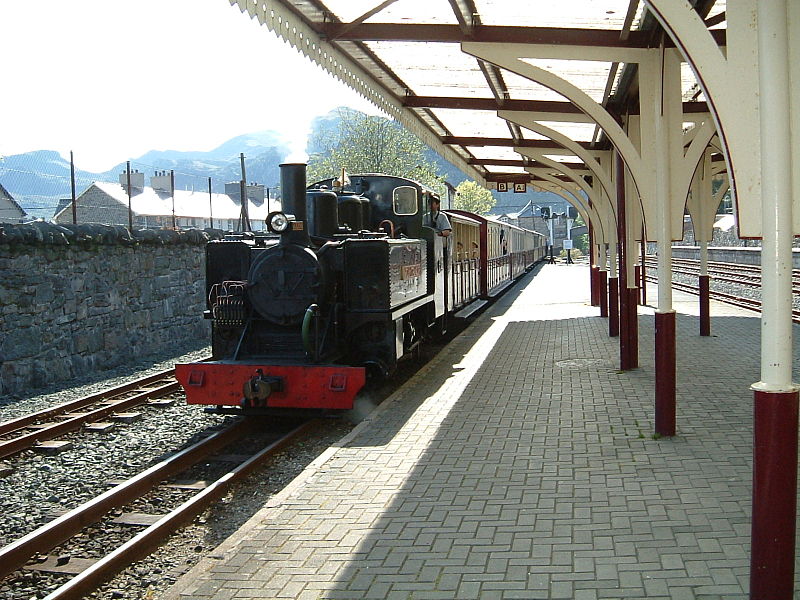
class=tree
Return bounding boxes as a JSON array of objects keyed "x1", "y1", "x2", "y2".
[
  {"x1": 574, "y1": 233, "x2": 589, "y2": 253},
  {"x1": 453, "y1": 180, "x2": 496, "y2": 215},
  {"x1": 306, "y1": 109, "x2": 444, "y2": 194}
]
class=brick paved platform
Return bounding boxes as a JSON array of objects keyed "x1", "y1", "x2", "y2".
[{"x1": 166, "y1": 263, "x2": 800, "y2": 600}]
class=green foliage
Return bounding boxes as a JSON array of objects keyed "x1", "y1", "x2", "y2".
[
  {"x1": 306, "y1": 109, "x2": 444, "y2": 195},
  {"x1": 453, "y1": 180, "x2": 496, "y2": 215},
  {"x1": 574, "y1": 233, "x2": 589, "y2": 253},
  {"x1": 559, "y1": 247, "x2": 583, "y2": 259}
]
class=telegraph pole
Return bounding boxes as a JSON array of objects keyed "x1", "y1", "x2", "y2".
[
  {"x1": 208, "y1": 177, "x2": 214, "y2": 229},
  {"x1": 170, "y1": 169, "x2": 176, "y2": 229},
  {"x1": 70, "y1": 151, "x2": 77, "y2": 224},
  {"x1": 239, "y1": 153, "x2": 251, "y2": 231},
  {"x1": 126, "y1": 161, "x2": 133, "y2": 231}
]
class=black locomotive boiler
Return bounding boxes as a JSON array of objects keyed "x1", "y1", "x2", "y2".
[{"x1": 175, "y1": 163, "x2": 451, "y2": 413}]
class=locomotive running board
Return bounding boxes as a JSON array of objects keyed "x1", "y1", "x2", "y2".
[
  {"x1": 453, "y1": 299, "x2": 488, "y2": 319},
  {"x1": 488, "y1": 279, "x2": 515, "y2": 298}
]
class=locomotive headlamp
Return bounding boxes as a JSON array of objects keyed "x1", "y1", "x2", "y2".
[{"x1": 267, "y1": 211, "x2": 290, "y2": 233}]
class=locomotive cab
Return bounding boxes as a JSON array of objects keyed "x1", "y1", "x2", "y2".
[{"x1": 309, "y1": 174, "x2": 449, "y2": 330}]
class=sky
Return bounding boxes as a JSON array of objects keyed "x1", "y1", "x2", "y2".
[{"x1": 0, "y1": 0, "x2": 387, "y2": 172}]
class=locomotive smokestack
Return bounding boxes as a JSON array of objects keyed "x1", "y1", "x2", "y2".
[
  {"x1": 279, "y1": 163, "x2": 310, "y2": 246},
  {"x1": 280, "y1": 163, "x2": 306, "y2": 219}
]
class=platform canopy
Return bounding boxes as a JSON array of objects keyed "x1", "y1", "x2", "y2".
[{"x1": 228, "y1": 0, "x2": 726, "y2": 195}]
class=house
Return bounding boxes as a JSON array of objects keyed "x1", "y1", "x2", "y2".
[
  {"x1": 492, "y1": 202, "x2": 589, "y2": 250},
  {"x1": 493, "y1": 203, "x2": 549, "y2": 239},
  {"x1": 53, "y1": 170, "x2": 279, "y2": 230},
  {"x1": 0, "y1": 182, "x2": 27, "y2": 223}
]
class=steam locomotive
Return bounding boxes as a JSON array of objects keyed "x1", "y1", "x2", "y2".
[{"x1": 175, "y1": 163, "x2": 546, "y2": 414}]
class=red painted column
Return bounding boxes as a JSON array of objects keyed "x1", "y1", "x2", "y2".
[
  {"x1": 618, "y1": 277, "x2": 629, "y2": 364},
  {"x1": 634, "y1": 266, "x2": 642, "y2": 305},
  {"x1": 627, "y1": 287, "x2": 639, "y2": 369},
  {"x1": 654, "y1": 310, "x2": 676, "y2": 436},
  {"x1": 599, "y1": 271, "x2": 608, "y2": 318},
  {"x1": 751, "y1": 390, "x2": 799, "y2": 599},
  {"x1": 608, "y1": 277, "x2": 619, "y2": 337},
  {"x1": 699, "y1": 275, "x2": 711, "y2": 336},
  {"x1": 616, "y1": 152, "x2": 633, "y2": 370}
]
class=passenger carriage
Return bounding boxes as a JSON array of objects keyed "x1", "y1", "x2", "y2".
[{"x1": 446, "y1": 210, "x2": 546, "y2": 301}]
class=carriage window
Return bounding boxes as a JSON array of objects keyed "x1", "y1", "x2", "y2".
[{"x1": 393, "y1": 186, "x2": 417, "y2": 215}]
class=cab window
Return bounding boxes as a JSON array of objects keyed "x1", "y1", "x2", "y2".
[{"x1": 393, "y1": 186, "x2": 418, "y2": 215}]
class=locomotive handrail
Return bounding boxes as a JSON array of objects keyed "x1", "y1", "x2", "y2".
[
  {"x1": 377, "y1": 219, "x2": 396, "y2": 238},
  {"x1": 302, "y1": 304, "x2": 320, "y2": 361}
]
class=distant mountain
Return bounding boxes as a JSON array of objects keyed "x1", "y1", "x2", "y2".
[
  {"x1": 0, "y1": 151, "x2": 100, "y2": 219},
  {"x1": 99, "y1": 130, "x2": 293, "y2": 195},
  {"x1": 137, "y1": 130, "x2": 288, "y2": 164},
  {"x1": 0, "y1": 150, "x2": 76, "y2": 197},
  {"x1": 130, "y1": 131, "x2": 289, "y2": 171}
]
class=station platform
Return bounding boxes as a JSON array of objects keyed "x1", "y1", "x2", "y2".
[{"x1": 166, "y1": 262, "x2": 785, "y2": 600}]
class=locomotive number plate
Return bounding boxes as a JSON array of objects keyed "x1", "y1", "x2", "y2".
[{"x1": 401, "y1": 263, "x2": 422, "y2": 280}]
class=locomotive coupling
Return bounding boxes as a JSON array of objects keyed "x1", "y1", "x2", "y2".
[{"x1": 241, "y1": 369, "x2": 284, "y2": 407}]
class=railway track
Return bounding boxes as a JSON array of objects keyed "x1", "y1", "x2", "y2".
[
  {"x1": 0, "y1": 417, "x2": 316, "y2": 599},
  {"x1": 644, "y1": 256, "x2": 800, "y2": 292},
  {"x1": 642, "y1": 256, "x2": 800, "y2": 323},
  {"x1": 0, "y1": 370, "x2": 183, "y2": 460}
]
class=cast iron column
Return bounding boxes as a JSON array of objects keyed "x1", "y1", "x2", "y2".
[
  {"x1": 699, "y1": 240, "x2": 711, "y2": 336},
  {"x1": 608, "y1": 243, "x2": 619, "y2": 337},
  {"x1": 653, "y1": 58, "x2": 675, "y2": 436},
  {"x1": 750, "y1": 2, "x2": 799, "y2": 597},
  {"x1": 616, "y1": 152, "x2": 635, "y2": 370}
]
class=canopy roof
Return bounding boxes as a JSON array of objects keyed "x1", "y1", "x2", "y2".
[{"x1": 232, "y1": 0, "x2": 726, "y2": 187}]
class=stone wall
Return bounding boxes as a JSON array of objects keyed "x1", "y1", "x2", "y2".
[{"x1": 0, "y1": 223, "x2": 213, "y2": 396}]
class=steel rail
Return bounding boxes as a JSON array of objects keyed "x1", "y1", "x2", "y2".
[
  {"x1": 645, "y1": 256, "x2": 800, "y2": 278},
  {"x1": 0, "y1": 381, "x2": 182, "y2": 460},
  {"x1": 0, "y1": 419, "x2": 255, "y2": 579},
  {"x1": 643, "y1": 273, "x2": 800, "y2": 324},
  {"x1": 41, "y1": 420, "x2": 317, "y2": 600},
  {"x1": 0, "y1": 370, "x2": 176, "y2": 437},
  {"x1": 643, "y1": 257, "x2": 800, "y2": 293}
]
